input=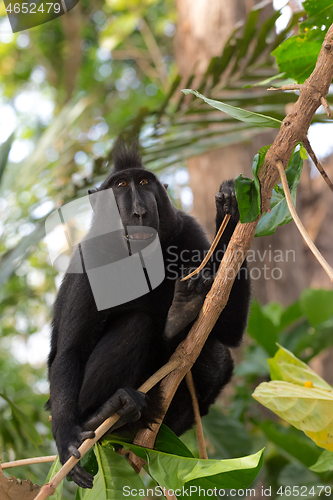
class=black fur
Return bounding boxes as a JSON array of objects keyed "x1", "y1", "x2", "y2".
[{"x1": 47, "y1": 142, "x2": 250, "y2": 488}]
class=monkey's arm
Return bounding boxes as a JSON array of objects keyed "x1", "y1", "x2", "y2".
[{"x1": 49, "y1": 274, "x2": 102, "y2": 489}]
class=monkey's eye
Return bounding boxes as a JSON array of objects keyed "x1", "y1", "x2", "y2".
[
  {"x1": 117, "y1": 179, "x2": 127, "y2": 187},
  {"x1": 139, "y1": 178, "x2": 149, "y2": 186}
]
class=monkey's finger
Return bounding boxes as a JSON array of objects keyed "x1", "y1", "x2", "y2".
[
  {"x1": 68, "y1": 445, "x2": 81, "y2": 459},
  {"x1": 80, "y1": 430, "x2": 95, "y2": 440}
]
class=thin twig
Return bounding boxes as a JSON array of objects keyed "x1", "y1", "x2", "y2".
[
  {"x1": 185, "y1": 371, "x2": 208, "y2": 459},
  {"x1": 276, "y1": 160, "x2": 333, "y2": 282},
  {"x1": 1, "y1": 456, "x2": 57, "y2": 469},
  {"x1": 320, "y1": 96, "x2": 332, "y2": 118},
  {"x1": 34, "y1": 358, "x2": 181, "y2": 500},
  {"x1": 268, "y1": 84, "x2": 302, "y2": 91},
  {"x1": 302, "y1": 136, "x2": 333, "y2": 193},
  {"x1": 181, "y1": 214, "x2": 231, "y2": 281}
]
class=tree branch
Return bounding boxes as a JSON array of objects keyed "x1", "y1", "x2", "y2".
[
  {"x1": 302, "y1": 135, "x2": 333, "y2": 193},
  {"x1": 131, "y1": 22, "x2": 333, "y2": 468},
  {"x1": 185, "y1": 371, "x2": 208, "y2": 459}
]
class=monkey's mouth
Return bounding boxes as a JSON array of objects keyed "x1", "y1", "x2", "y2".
[{"x1": 125, "y1": 232, "x2": 154, "y2": 241}]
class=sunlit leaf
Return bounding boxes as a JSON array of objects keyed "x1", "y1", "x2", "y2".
[
  {"x1": 310, "y1": 450, "x2": 333, "y2": 473},
  {"x1": 103, "y1": 437, "x2": 264, "y2": 491},
  {"x1": 268, "y1": 345, "x2": 333, "y2": 390},
  {"x1": 182, "y1": 89, "x2": 281, "y2": 128}
]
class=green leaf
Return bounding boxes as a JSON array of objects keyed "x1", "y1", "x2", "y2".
[
  {"x1": 235, "y1": 146, "x2": 268, "y2": 223},
  {"x1": 104, "y1": 438, "x2": 264, "y2": 491},
  {"x1": 300, "y1": 145, "x2": 308, "y2": 160},
  {"x1": 45, "y1": 456, "x2": 63, "y2": 500},
  {"x1": 80, "y1": 448, "x2": 99, "y2": 477},
  {"x1": 181, "y1": 90, "x2": 282, "y2": 128},
  {"x1": 202, "y1": 407, "x2": 252, "y2": 458},
  {"x1": 300, "y1": 288, "x2": 333, "y2": 326},
  {"x1": 247, "y1": 300, "x2": 279, "y2": 357},
  {"x1": 310, "y1": 450, "x2": 333, "y2": 473},
  {"x1": 0, "y1": 393, "x2": 43, "y2": 447},
  {"x1": 268, "y1": 345, "x2": 333, "y2": 390},
  {"x1": 253, "y1": 380, "x2": 333, "y2": 451},
  {"x1": 155, "y1": 424, "x2": 194, "y2": 458},
  {"x1": 255, "y1": 150, "x2": 303, "y2": 237},
  {"x1": 302, "y1": 0, "x2": 333, "y2": 34},
  {"x1": 272, "y1": 36, "x2": 322, "y2": 84},
  {"x1": 272, "y1": 1, "x2": 333, "y2": 83},
  {"x1": 261, "y1": 421, "x2": 321, "y2": 468},
  {"x1": 76, "y1": 445, "x2": 145, "y2": 500}
]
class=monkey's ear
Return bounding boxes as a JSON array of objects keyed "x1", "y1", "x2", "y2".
[
  {"x1": 88, "y1": 187, "x2": 99, "y2": 210},
  {"x1": 163, "y1": 184, "x2": 169, "y2": 190}
]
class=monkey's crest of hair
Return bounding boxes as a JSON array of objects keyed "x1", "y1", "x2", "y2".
[{"x1": 112, "y1": 139, "x2": 143, "y2": 172}]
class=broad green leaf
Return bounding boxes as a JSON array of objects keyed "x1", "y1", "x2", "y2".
[
  {"x1": 310, "y1": 450, "x2": 333, "y2": 473},
  {"x1": 272, "y1": 36, "x2": 322, "y2": 84},
  {"x1": 255, "y1": 150, "x2": 303, "y2": 237},
  {"x1": 181, "y1": 90, "x2": 282, "y2": 128},
  {"x1": 155, "y1": 424, "x2": 194, "y2": 458},
  {"x1": 76, "y1": 445, "x2": 145, "y2": 500},
  {"x1": 260, "y1": 421, "x2": 321, "y2": 468},
  {"x1": 234, "y1": 175, "x2": 260, "y2": 224},
  {"x1": 302, "y1": 0, "x2": 333, "y2": 34},
  {"x1": 268, "y1": 345, "x2": 333, "y2": 390},
  {"x1": 45, "y1": 456, "x2": 63, "y2": 500},
  {"x1": 0, "y1": 393, "x2": 42, "y2": 447},
  {"x1": 272, "y1": 1, "x2": 333, "y2": 83},
  {"x1": 235, "y1": 146, "x2": 268, "y2": 224},
  {"x1": 300, "y1": 288, "x2": 333, "y2": 326},
  {"x1": 246, "y1": 300, "x2": 278, "y2": 357},
  {"x1": 252, "y1": 380, "x2": 333, "y2": 451},
  {"x1": 104, "y1": 438, "x2": 264, "y2": 491},
  {"x1": 80, "y1": 448, "x2": 99, "y2": 477},
  {"x1": 279, "y1": 300, "x2": 303, "y2": 331}
]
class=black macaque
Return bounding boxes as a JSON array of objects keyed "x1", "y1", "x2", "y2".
[{"x1": 47, "y1": 141, "x2": 250, "y2": 488}]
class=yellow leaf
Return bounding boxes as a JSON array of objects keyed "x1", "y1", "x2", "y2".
[{"x1": 253, "y1": 380, "x2": 333, "y2": 451}]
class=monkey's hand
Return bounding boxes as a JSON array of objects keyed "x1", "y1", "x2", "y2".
[
  {"x1": 215, "y1": 179, "x2": 239, "y2": 222},
  {"x1": 56, "y1": 425, "x2": 96, "y2": 489},
  {"x1": 163, "y1": 270, "x2": 213, "y2": 340},
  {"x1": 83, "y1": 388, "x2": 146, "y2": 432}
]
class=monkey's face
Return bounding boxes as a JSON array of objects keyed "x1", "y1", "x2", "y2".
[{"x1": 108, "y1": 169, "x2": 160, "y2": 239}]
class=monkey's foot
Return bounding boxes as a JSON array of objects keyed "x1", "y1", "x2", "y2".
[
  {"x1": 215, "y1": 180, "x2": 239, "y2": 221},
  {"x1": 57, "y1": 425, "x2": 96, "y2": 489},
  {"x1": 163, "y1": 270, "x2": 213, "y2": 340}
]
